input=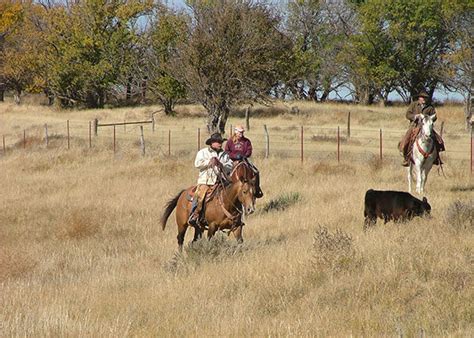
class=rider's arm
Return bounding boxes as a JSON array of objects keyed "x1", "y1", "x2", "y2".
[
  {"x1": 244, "y1": 139, "x2": 252, "y2": 158},
  {"x1": 220, "y1": 152, "x2": 233, "y2": 173},
  {"x1": 194, "y1": 149, "x2": 211, "y2": 169},
  {"x1": 406, "y1": 102, "x2": 417, "y2": 122}
]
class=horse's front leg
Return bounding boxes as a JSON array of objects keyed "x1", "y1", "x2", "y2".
[
  {"x1": 407, "y1": 166, "x2": 412, "y2": 193},
  {"x1": 232, "y1": 226, "x2": 244, "y2": 244},
  {"x1": 415, "y1": 163, "x2": 422, "y2": 194},
  {"x1": 207, "y1": 223, "x2": 217, "y2": 240},
  {"x1": 419, "y1": 168, "x2": 427, "y2": 194}
]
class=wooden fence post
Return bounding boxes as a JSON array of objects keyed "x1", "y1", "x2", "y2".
[
  {"x1": 197, "y1": 128, "x2": 201, "y2": 151},
  {"x1": 3, "y1": 135, "x2": 5, "y2": 154},
  {"x1": 140, "y1": 126, "x2": 145, "y2": 156},
  {"x1": 44, "y1": 124, "x2": 49, "y2": 148},
  {"x1": 379, "y1": 129, "x2": 383, "y2": 160},
  {"x1": 347, "y1": 111, "x2": 351, "y2": 138},
  {"x1": 23, "y1": 130, "x2": 26, "y2": 149},
  {"x1": 440, "y1": 121, "x2": 444, "y2": 137},
  {"x1": 113, "y1": 125, "x2": 116, "y2": 153},
  {"x1": 89, "y1": 121, "x2": 92, "y2": 148},
  {"x1": 229, "y1": 124, "x2": 233, "y2": 138},
  {"x1": 168, "y1": 129, "x2": 171, "y2": 156},
  {"x1": 337, "y1": 126, "x2": 340, "y2": 163},
  {"x1": 245, "y1": 106, "x2": 250, "y2": 131},
  {"x1": 67, "y1": 120, "x2": 70, "y2": 150},
  {"x1": 471, "y1": 128, "x2": 473, "y2": 176},
  {"x1": 300, "y1": 126, "x2": 304, "y2": 163},
  {"x1": 264, "y1": 124, "x2": 269, "y2": 158},
  {"x1": 94, "y1": 119, "x2": 98, "y2": 136}
]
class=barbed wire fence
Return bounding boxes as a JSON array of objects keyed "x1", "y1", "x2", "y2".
[{"x1": 1, "y1": 117, "x2": 473, "y2": 174}]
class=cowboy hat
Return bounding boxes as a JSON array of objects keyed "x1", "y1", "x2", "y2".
[
  {"x1": 415, "y1": 91, "x2": 430, "y2": 99},
  {"x1": 205, "y1": 133, "x2": 227, "y2": 145}
]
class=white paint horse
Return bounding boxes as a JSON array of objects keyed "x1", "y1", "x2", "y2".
[{"x1": 408, "y1": 114, "x2": 437, "y2": 194}]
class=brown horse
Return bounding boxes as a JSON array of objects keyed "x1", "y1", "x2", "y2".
[{"x1": 161, "y1": 162, "x2": 256, "y2": 250}]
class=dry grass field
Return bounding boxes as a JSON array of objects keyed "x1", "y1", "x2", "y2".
[{"x1": 1, "y1": 99, "x2": 473, "y2": 336}]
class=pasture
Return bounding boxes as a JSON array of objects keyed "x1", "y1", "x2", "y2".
[{"x1": 0, "y1": 100, "x2": 472, "y2": 336}]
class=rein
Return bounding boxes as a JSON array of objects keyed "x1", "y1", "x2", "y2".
[
  {"x1": 211, "y1": 163, "x2": 242, "y2": 221},
  {"x1": 415, "y1": 128, "x2": 434, "y2": 159}
]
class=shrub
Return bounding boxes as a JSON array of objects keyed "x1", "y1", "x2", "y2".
[
  {"x1": 261, "y1": 192, "x2": 302, "y2": 213},
  {"x1": 312, "y1": 225, "x2": 359, "y2": 276},
  {"x1": 445, "y1": 200, "x2": 473, "y2": 231}
]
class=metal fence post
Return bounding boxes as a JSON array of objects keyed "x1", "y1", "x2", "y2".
[
  {"x1": 45, "y1": 124, "x2": 49, "y2": 148},
  {"x1": 337, "y1": 126, "x2": 340, "y2": 163},
  {"x1": 264, "y1": 125, "x2": 269, "y2": 158},
  {"x1": 67, "y1": 120, "x2": 70, "y2": 149},
  {"x1": 168, "y1": 129, "x2": 171, "y2": 156},
  {"x1": 379, "y1": 128, "x2": 383, "y2": 160},
  {"x1": 300, "y1": 126, "x2": 304, "y2": 163}
]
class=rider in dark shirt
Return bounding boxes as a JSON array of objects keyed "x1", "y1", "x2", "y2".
[{"x1": 225, "y1": 125, "x2": 263, "y2": 198}]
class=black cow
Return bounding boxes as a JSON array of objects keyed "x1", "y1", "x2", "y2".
[{"x1": 364, "y1": 189, "x2": 431, "y2": 230}]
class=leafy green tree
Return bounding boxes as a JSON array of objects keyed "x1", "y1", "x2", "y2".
[
  {"x1": 146, "y1": 9, "x2": 187, "y2": 115},
  {"x1": 44, "y1": 0, "x2": 153, "y2": 108},
  {"x1": 285, "y1": 0, "x2": 346, "y2": 102},
  {"x1": 171, "y1": 0, "x2": 292, "y2": 134}
]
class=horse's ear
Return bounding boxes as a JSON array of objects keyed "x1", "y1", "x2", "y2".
[
  {"x1": 422, "y1": 197, "x2": 428, "y2": 203},
  {"x1": 430, "y1": 114, "x2": 436, "y2": 121}
]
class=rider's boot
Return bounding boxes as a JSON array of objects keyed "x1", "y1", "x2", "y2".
[
  {"x1": 402, "y1": 158, "x2": 409, "y2": 167},
  {"x1": 254, "y1": 173, "x2": 264, "y2": 198}
]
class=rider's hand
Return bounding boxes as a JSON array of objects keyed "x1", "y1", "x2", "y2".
[
  {"x1": 235, "y1": 154, "x2": 242, "y2": 160},
  {"x1": 209, "y1": 157, "x2": 220, "y2": 166}
]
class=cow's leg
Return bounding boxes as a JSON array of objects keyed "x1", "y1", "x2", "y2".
[{"x1": 364, "y1": 213, "x2": 376, "y2": 231}]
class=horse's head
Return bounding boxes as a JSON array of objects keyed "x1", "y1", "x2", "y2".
[
  {"x1": 236, "y1": 176, "x2": 256, "y2": 215},
  {"x1": 420, "y1": 114, "x2": 435, "y2": 137}
]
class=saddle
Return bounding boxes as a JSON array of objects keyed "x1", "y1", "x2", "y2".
[{"x1": 185, "y1": 184, "x2": 221, "y2": 204}]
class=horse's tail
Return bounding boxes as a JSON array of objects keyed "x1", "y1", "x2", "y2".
[{"x1": 161, "y1": 190, "x2": 184, "y2": 230}]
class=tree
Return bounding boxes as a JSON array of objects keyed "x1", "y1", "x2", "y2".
[
  {"x1": 384, "y1": 0, "x2": 454, "y2": 101},
  {"x1": 146, "y1": 8, "x2": 187, "y2": 115},
  {"x1": 0, "y1": 2, "x2": 46, "y2": 104},
  {"x1": 343, "y1": 0, "x2": 399, "y2": 105},
  {"x1": 285, "y1": 0, "x2": 346, "y2": 102},
  {"x1": 171, "y1": 0, "x2": 292, "y2": 134},
  {"x1": 440, "y1": 0, "x2": 473, "y2": 130},
  {"x1": 0, "y1": 0, "x2": 24, "y2": 101},
  {"x1": 44, "y1": 0, "x2": 153, "y2": 108}
]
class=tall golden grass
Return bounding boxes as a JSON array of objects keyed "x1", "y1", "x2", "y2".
[{"x1": 0, "y1": 101, "x2": 472, "y2": 336}]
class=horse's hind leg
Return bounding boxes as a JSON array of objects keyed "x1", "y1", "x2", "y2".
[
  {"x1": 207, "y1": 225, "x2": 217, "y2": 241},
  {"x1": 177, "y1": 224, "x2": 188, "y2": 252}
]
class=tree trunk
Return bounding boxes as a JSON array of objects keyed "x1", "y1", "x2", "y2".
[
  {"x1": 126, "y1": 76, "x2": 133, "y2": 102},
  {"x1": 466, "y1": 92, "x2": 473, "y2": 132},
  {"x1": 163, "y1": 99, "x2": 174, "y2": 116},
  {"x1": 206, "y1": 102, "x2": 230, "y2": 135},
  {"x1": 14, "y1": 89, "x2": 21, "y2": 105},
  {"x1": 0, "y1": 89, "x2": 4, "y2": 102}
]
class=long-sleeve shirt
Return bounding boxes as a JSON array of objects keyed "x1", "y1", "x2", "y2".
[
  {"x1": 224, "y1": 137, "x2": 252, "y2": 161},
  {"x1": 194, "y1": 147, "x2": 233, "y2": 185},
  {"x1": 406, "y1": 101, "x2": 437, "y2": 124}
]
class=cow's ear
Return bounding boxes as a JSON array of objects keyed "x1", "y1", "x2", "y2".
[{"x1": 422, "y1": 197, "x2": 428, "y2": 203}]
